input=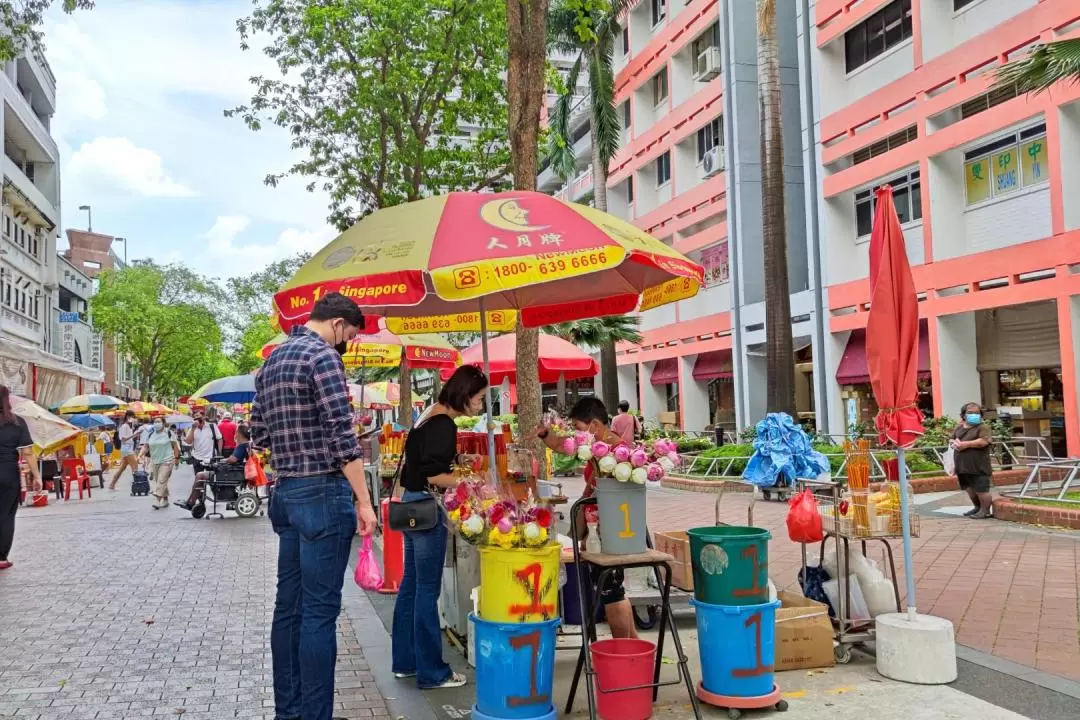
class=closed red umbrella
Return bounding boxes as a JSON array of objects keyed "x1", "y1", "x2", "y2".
[
  {"x1": 864, "y1": 185, "x2": 923, "y2": 619},
  {"x1": 442, "y1": 333, "x2": 598, "y2": 385}
]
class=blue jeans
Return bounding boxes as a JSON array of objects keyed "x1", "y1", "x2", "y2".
[
  {"x1": 391, "y1": 491, "x2": 452, "y2": 688},
  {"x1": 269, "y1": 474, "x2": 357, "y2": 720}
]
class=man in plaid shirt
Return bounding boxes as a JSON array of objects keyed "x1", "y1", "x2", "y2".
[{"x1": 250, "y1": 292, "x2": 377, "y2": 720}]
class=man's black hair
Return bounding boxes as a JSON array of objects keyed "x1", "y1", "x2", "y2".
[
  {"x1": 439, "y1": 365, "x2": 489, "y2": 413},
  {"x1": 569, "y1": 396, "x2": 609, "y2": 426},
  {"x1": 124, "y1": 409, "x2": 135, "y2": 419},
  {"x1": 617, "y1": 400, "x2": 630, "y2": 413},
  {"x1": 309, "y1": 291, "x2": 366, "y2": 328}
]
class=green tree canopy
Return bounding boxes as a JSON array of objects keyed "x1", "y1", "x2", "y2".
[
  {"x1": 228, "y1": 0, "x2": 511, "y2": 230},
  {"x1": 90, "y1": 262, "x2": 228, "y2": 396},
  {"x1": 224, "y1": 252, "x2": 310, "y2": 373},
  {"x1": 0, "y1": 0, "x2": 93, "y2": 63}
]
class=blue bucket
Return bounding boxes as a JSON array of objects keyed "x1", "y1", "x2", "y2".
[
  {"x1": 471, "y1": 615, "x2": 560, "y2": 719},
  {"x1": 692, "y1": 598, "x2": 780, "y2": 698}
]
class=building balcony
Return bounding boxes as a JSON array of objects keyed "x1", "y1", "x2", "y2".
[
  {"x1": 19, "y1": 45, "x2": 56, "y2": 116},
  {"x1": 2, "y1": 152, "x2": 58, "y2": 227},
  {"x1": 1, "y1": 72, "x2": 58, "y2": 161}
]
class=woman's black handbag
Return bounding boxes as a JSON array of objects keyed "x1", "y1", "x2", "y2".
[{"x1": 385, "y1": 444, "x2": 440, "y2": 532}]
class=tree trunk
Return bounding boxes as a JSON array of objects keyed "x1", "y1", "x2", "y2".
[
  {"x1": 570, "y1": 379, "x2": 580, "y2": 405},
  {"x1": 507, "y1": 0, "x2": 550, "y2": 471},
  {"x1": 589, "y1": 112, "x2": 609, "y2": 212},
  {"x1": 758, "y1": 0, "x2": 795, "y2": 416},
  {"x1": 556, "y1": 372, "x2": 567, "y2": 411},
  {"x1": 430, "y1": 370, "x2": 441, "y2": 405},
  {"x1": 599, "y1": 341, "x2": 619, "y2": 407},
  {"x1": 398, "y1": 355, "x2": 413, "y2": 429}
]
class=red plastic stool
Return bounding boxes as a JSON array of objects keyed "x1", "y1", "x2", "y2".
[{"x1": 62, "y1": 459, "x2": 92, "y2": 501}]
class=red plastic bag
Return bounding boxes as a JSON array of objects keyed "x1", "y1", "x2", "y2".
[
  {"x1": 354, "y1": 535, "x2": 383, "y2": 590},
  {"x1": 245, "y1": 454, "x2": 268, "y2": 486},
  {"x1": 786, "y1": 489, "x2": 824, "y2": 544}
]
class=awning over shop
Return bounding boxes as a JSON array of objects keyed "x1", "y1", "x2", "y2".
[
  {"x1": 693, "y1": 350, "x2": 732, "y2": 381},
  {"x1": 836, "y1": 320, "x2": 930, "y2": 386},
  {"x1": 650, "y1": 357, "x2": 679, "y2": 386}
]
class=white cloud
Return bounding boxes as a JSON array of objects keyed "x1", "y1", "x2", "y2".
[
  {"x1": 197, "y1": 215, "x2": 334, "y2": 276},
  {"x1": 68, "y1": 137, "x2": 197, "y2": 198},
  {"x1": 56, "y1": 70, "x2": 106, "y2": 122}
]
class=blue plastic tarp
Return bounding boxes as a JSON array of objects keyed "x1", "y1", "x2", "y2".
[{"x1": 742, "y1": 412, "x2": 830, "y2": 488}]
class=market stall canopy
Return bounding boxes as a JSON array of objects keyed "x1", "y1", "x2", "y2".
[
  {"x1": 650, "y1": 358, "x2": 679, "y2": 386},
  {"x1": 836, "y1": 321, "x2": 930, "y2": 386},
  {"x1": 12, "y1": 396, "x2": 83, "y2": 455},
  {"x1": 164, "y1": 413, "x2": 194, "y2": 428},
  {"x1": 350, "y1": 381, "x2": 425, "y2": 410},
  {"x1": 124, "y1": 401, "x2": 174, "y2": 418},
  {"x1": 66, "y1": 413, "x2": 115, "y2": 429},
  {"x1": 51, "y1": 394, "x2": 126, "y2": 415},
  {"x1": 692, "y1": 350, "x2": 733, "y2": 381},
  {"x1": 191, "y1": 375, "x2": 257, "y2": 404},
  {"x1": 443, "y1": 333, "x2": 597, "y2": 385},
  {"x1": 271, "y1": 191, "x2": 704, "y2": 333},
  {"x1": 260, "y1": 328, "x2": 460, "y2": 370}
]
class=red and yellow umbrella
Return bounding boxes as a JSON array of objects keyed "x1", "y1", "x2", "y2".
[
  {"x1": 259, "y1": 327, "x2": 460, "y2": 369},
  {"x1": 272, "y1": 191, "x2": 704, "y2": 331},
  {"x1": 123, "y1": 401, "x2": 174, "y2": 417}
]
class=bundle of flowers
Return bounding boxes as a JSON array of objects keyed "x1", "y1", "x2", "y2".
[
  {"x1": 564, "y1": 434, "x2": 681, "y2": 484},
  {"x1": 443, "y1": 476, "x2": 556, "y2": 549}
]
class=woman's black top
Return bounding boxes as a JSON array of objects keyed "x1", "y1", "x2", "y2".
[
  {"x1": 0, "y1": 417, "x2": 31, "y2": 477},
  {"x1": 401, "y1": 414, "x2": 457, "y2": 492},
  {"x1": 952, "y1": 423, "x2": 993, "y2": 477}
]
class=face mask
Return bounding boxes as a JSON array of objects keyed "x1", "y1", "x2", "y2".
[
  {"x1": 965, "y1": 413, "x2": 982, "y2": 425},
  {"x1": 154, "y1": 423, "x2": 164, "y2": 432},
  {"x1": 333, "y1": 321, "x2": 350, "y2": 356}
]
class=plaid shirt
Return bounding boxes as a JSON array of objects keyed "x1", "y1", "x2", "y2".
[{"x1": 249, "y1": 326, "x2": 362, "y2": 479}]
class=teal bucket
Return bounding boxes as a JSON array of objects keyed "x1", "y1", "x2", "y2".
[
  {"x1": 687, "y1": 526, "x2": 770, "y2": 605},
  {"x1": 595, "y1": 477, "x2": 648, "y2": 555}
]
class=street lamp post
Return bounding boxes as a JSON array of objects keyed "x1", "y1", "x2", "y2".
[
  {"x1": 78, "y1": 205, "x2": 92, "y2": 232},
  {"x1": 113, "y1": 237, "x2": 128, "y2": 266}
]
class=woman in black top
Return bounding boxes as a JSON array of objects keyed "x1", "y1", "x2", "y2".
[
  {"x1": 391, "y1": 365, "x2": 487, "y2": 691},
  {"x1": 0, "y1": 385, "x2": 40, "y2": 569},
  {"x1": 951, "y1": 402, "x2": 994, "y2": 519}
]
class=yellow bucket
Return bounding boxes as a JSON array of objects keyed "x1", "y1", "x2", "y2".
[{"x1": 478, "y1": 544, "x2": 560, "y2": 623}]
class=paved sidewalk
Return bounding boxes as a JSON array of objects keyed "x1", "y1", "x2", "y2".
[
  {"x1": 0, "y1": 466, "x2": 390, "y2": 720},
  {"x1": 555, "y1": 476, "x2": 1080, "y2": 683}
]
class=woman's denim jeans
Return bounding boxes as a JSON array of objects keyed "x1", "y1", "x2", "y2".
[{"x1": 391, "y1": 490, "x2": 452, "y2": 688}]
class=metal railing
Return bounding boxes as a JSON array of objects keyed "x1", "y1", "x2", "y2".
[{"x1": 1001, "y1": 458, "x2": 1080, "y2": 506}]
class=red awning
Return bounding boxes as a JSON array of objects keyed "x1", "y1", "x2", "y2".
[
  {"x1": 693, "y1": 350, "x2": 733, "y2": 381},
  {"x1": 650, "y1": 357, "x2": 679, "y2": 386},
  {"x1": 836, "y1": 320, "x2": 930, "y2": 386}
]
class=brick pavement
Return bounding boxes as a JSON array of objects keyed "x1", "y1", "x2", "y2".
[
  {"x1": 0, "y1": 466, "x2": 390, "y2": 720},
  {"x1": 558, "y1": 476, "x2": 1080, "y2": 683}
]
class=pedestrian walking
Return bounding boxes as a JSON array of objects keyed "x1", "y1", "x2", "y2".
[
  {"x1": 951, "y1": 402, "x2": 994, "y2": 519},
  {"x1": 141, "y1": 418, "x2": 180, "y2": 510},
  {"x1": 248, "y1": 292, "x2": 377, "y2": 720},
  {"x1": 108, "y1": 411, "x2": 139, "y2": 490},
  {"x1": 0, "y1": 385, "x2": 39, "y2": 569},
  {"x1": 391, "y1": 365, "x2": 488, "y2": 690}
]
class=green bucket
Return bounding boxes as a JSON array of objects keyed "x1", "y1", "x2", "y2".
[{"x1": 687, "y1": 526, "x2": 771, "y2": 606}]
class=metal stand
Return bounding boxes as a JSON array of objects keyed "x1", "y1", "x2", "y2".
[{"x1": 565, "y1": 497, "x2": 702, "y2": 720}]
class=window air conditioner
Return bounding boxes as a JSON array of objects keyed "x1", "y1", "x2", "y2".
[
  {"x1": 701, "y1": 146, "x2": 724, "y2": 178},
  {"x1": 695, "y1": 46, "x2": 722, "y2": 81}
]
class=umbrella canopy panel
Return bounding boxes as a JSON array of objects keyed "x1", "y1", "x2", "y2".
[
  {"x1": 66, "y1": 413, "x2": 116, "y2": 429},
  {"x1": 191, "y1": 375, "x2": 257, "y2": 404},
  {"x1": 52, "y1": 394, "x2": 127, "y2": 415},
  {"x1": 443, "y1": 333, "x2": 598, "y2": 385},
  {"x1": 350, "y1": 382, "x2": 425, "y2": 409},
  {"x1": 12, "y1": 396, "x2": 83, "y2": 454},
  {"x1": 261, "y1": 329, "x2": 460, "y2": 370}
]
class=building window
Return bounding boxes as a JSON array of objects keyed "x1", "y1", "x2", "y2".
[
  {"x1": 844, "y1": 0, "x2": 912, "y2": 73},
  {"x1": 622, "y1": 101, "x2": 631, "y2": 130},
  {"x1": 960, "y1": 83, "x2": 1018, "y2": 120},
  {"x1": 651, "y1": 0, "x2": 666, "y2": 27},
  {"x1": 953, "y1": 0, "x2": 979, "y2": 10},
  {"x1": 652, "y1": 68, "x2": 668, "y2": 107},
  {"x1": 691, "y1": 23, "x2": 720, "y2": 75},
  {"x1": 627, "y1": 176, "x2": 634, "y2": 204},
  {"x1": 852, "y1": 125, "x2": 917, "y2": 166},
  {"x1": 622, "y1": 26, "x2": 630, "y2": 55},
  {"x1": 963, "y1": 123, "x2": 1048, "y2": 206},
  {"x1": 656, "y1": 152, "x2": 671, "y2": 187},
  {"x1": 855, "y1": 169, "x2": 921, "y2": 238},
  {"x1": 700, "y1": 242, "x2": 729, "y2": 287},
  {"x1": 697, "y1": 117, "x2": 723, "y2": 161}
]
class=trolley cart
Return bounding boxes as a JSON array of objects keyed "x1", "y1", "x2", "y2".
[{"x1": 796, "y1": 476, "x2": 912, "y2": 664}]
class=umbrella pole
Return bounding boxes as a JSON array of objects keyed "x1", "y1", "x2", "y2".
[
  {"x1": 897, "y1": 447, "x2": 917, "y2": 620},
  {"x1": 360, "y1": 358, "x2": 367, "y2": 408},
  {"x1": 479, "y1": 299, "x2": 497, "y2": 486}
]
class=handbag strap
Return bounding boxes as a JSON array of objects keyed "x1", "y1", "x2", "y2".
[{"x1": 385, "y1": 446, "x2": 408, "y2": 499}]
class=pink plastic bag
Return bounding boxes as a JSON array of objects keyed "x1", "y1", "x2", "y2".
[{"x1": 354, "y1": 535, "x2": 383, "y2": 591}]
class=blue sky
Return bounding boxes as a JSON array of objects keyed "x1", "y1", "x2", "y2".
[{"x1": 43, "y1": 0, "x2": 337, "y2": 280}]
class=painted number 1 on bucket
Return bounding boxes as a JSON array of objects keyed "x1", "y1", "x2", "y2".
[
  {"x1": 506, "y1": 630, "x2": 550, "y2": 708},
  {"x1": 731, "y1": 544, "x2": 768, "y2": 599},
  {"x1": 731, "y1": 611, "x2": 773, "y2": 678},
  {"x1": 617, "y1": 503, "x2": 636, "y2": 539},
  {"x1": 508, "y1": 563, "x2": 555, "y2": 617}
]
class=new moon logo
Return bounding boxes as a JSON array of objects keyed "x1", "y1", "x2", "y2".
[{"x1": 479, "y1": 198, "x2": 549, "y2": 232}]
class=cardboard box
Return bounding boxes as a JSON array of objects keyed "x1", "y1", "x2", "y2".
[
  {"x1": 775, "y1": 591, "x2": 835, "y2": 672},
  {"x1": 654, "y1": 530, "x2": 694, "y2": 592}
]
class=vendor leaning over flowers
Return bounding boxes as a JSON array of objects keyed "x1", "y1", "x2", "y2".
[
  {"x1": 391, "y1": 364, "x2": 488, "y2": 691},
  {"x1": 534, "y1": 397, "x2": 639, "y2": 640}
]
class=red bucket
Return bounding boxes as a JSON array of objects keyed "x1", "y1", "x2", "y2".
[{"x1": 591, "y1": 638, "x2": 656, "y2": 720}]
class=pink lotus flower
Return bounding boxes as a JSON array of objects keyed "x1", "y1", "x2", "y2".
[
  {"x1": 497, "y1": 517, "x2": 514, "y2": 533},
  {"x1": 575, "y1": 431, "x2": 592, "y2": 446},
  {"x1": 591, "y1": 441, "x2": 611, "y2": 458},
  {"x1": 614, "y1": 445, "x2": 631, "y2": 463},
  {"x1": 666, "y1": 451, "x2": 680, "y2": 466},
  {"x1": 647, "y1": 463, "x2": 664, "y2": 482},
  {"x1": 630, "y1": 449, "x2": 648, "y2": 468},
  {"x1": 562, "y1": 437, "x2": 577, "y2": 455}
]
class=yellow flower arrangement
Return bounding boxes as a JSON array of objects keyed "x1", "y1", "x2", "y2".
[{"x1": 488, "y1": 525, "x2": 521, "y2": 549}]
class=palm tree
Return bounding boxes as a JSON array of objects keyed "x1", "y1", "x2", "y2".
[
  {"x1": 758, "y1": 0, "x2": 795, "y2": 415},
  {"x1": 995, "y1": 39, "x2": 1080, "y2": 94},
  {"x1": 546, "y1": 315, "x2": 642, "y2": 408}
]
